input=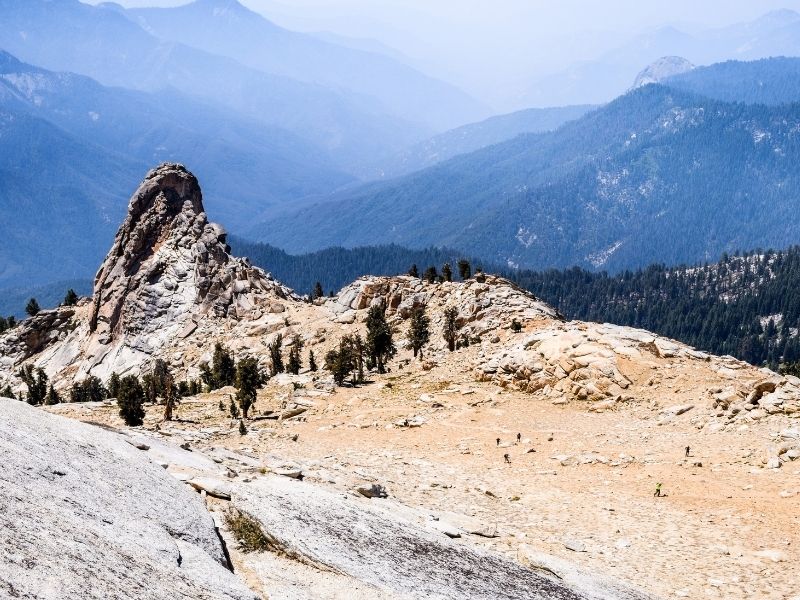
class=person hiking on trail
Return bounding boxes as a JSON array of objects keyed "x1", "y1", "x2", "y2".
[
  {"x1": 516, "y1": 433, "x2": 522, "y2": 443},
  {"x1": 685, "y1": 446, "x2": 690, "y2": 458},
  {"x1": 496, "y1": 437, "x2": 501, "y2": 446},
  {"x1": 654, "y1": 482, "x2": 663, "y2": 497},
  {"x1": 504, "y1": 453, "x2": 511, "y2": 464}
]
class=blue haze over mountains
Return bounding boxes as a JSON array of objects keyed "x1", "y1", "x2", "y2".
[{"x1": 2, "y1": 0, "x2": 800, "y2": 299}]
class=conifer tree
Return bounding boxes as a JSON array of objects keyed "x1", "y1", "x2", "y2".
[
  {"x1": 238, "y1": 420, "x2": 248, "y2": 435},
  {"x1": 408, "y1": 264, "x2": 419, "y2": 278},
  {"x1": 1, "y1": 385, "x2": 14, "y2": 398},
  {"x1": 408, "y1": 307, "x2": 430, "y2": 359},
  {"x1": 17, "y1": 365, "x2": 47, "y2": 405},
  {"x1": 44, "y1": 384, "x2": 61, "y2": 406},
  {"x1": 313, "y1": 282, "x2": 324, "y2": 300},
  {"x1": 308, "y1": 349, "x2": 318, "y2": 372},
  {"x1": 442, "y1": 262, "x2": 453, "y2": 282},
  {"x1": 458, "y1": 259, "x2": 471, "y2": 280},
  {"x1": 107, "y1": 372, "x2": 121, "y2": 399},
  {"x1": 63, "y1": 289, "x2": 79, "y2": 306},
  {"x1": 235, "y1": 357, "x2": 261, "y2": 418},
  {"x1": 117, "y1": 375, "x2": 146, "y2": 426},
  {"x1": 212, "y1": 343, "x2": 236, "y2": 388},
  {"x1": 366, "y1": 301, "x2": 395, "y2": 373},
  {"x1": 268, "y1": 333, "x2": 284, "y2": 376},
  {"x1": 25, "y1": 298, "x2": 40, "y2": 317},
  {"x1": 423, "y1": 266, "x2": 437, "y2": 283},
  {"x1": 443, "y1": 307, "x2": 459, "y2": 351}
]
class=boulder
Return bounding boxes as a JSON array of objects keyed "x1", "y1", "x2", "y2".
[{"x1": 0, "y1": 399, "x2": 255, "y2": 600}]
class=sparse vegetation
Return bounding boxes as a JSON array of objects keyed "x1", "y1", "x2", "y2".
[
  {"x1": 443, "y1": 307, "x2": 459, "y2": 351},
  {"x1": 63, "y1": 289, "x2": 79, "y2": 307},
  {"x1": 117, "y1": 375, "x2": 145, "y2": 426},
  {"x1": 235, "y1": 357, "x2": 261, "y2": 418},
  {"x1": 25, "y1": 298, "x2": 40, "y2": 317},
  {"x1": 224, "y1": 510, "x2": 272, "y2": 553},
  {"x1": 366, "y1": 301, "x2": 395, "y2": 373},
  {"x1": 17, "y1": 365, "x2": 47, "y2": 405},
  {"x1": 268, "y1": 333, "x2": 284, "y2": 376},
  {"x1": 408, "y1": 307, "x2": 430, "y2": 359}
]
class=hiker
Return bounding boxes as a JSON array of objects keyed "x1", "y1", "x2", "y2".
[
  {"x1": 685, "y1": 446, "x2": 690, "y2": 458},
  {"x1": 654, "y1": 482, "x2": 663, "y2": 497},
  {"x1": 516, "y1": 432, "x2": 521, "y2": 443},
  {"x1": 496, "y1": 437, "x2": 501, "y2": 446},
  {"x1": 504, "y1": 453, "x2": 511, "y2": 464}
]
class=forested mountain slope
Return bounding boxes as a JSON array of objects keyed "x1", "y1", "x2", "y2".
[
  {"x1": 254, "y1": 82, "x2": 800, "y2": 272},
  {"x1": 370, "y1": 104, "x2": 594, "y2": 179},
  {"x1": 665, "y1": 57, "x2": 800, "y2": 105},
  {"x1": 512, "y1": 247, "x2": 800, "y2": 369}
]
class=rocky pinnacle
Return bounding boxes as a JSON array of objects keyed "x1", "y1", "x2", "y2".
[{"x1": 89, "y1": 163, "x2": 291, "y2": 346}]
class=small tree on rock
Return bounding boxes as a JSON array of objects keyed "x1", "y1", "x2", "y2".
[
  {"x1": 408, "y1": 307, "x2": 430, "y2": 359},
  {"x1": 107, "y1": 372, "x2": 121, "y2": 399},
  {"x1": 118, "y1": 375, "x2": 146, "y2": 426},
  {"x1": 17, "y1": 365, "x2": 47, "y2": 405},
  {"x1": 308, "y1": 350, "x2": 318, "y2": 372},
  {"x1": 235, "y1": 357, "x2": 261, "y2": 418},
  {"x1": 212, "y1": 343, "x2": 236, "y2": 388},
  {"x1": 268, "y1": 333, "x2": 284, "y2": 376},
  {"x1": 44, "y1": 384, "x2": 61, "y2": 406},
  {"x1": 287, "y1": 335, "x2": 303, "y2": 375},
  {"x1": 1, "y1": 385, "x2": 14, "y2": 398},
  {"x1": 442, "y1": 262, "x2": 453, "y2": 282},
  {"x1": 25, "y1": 298, "x2": 40, "y2": 317},
  {"x1": 408, "y1": 264, "x2": 419, "y2": 278},
  {"x1": 63, "y1": 289, "x2": 79, "y2": 307},
  {"x1": 313, "y1": 282, "x2": 324, "y2": 300},
  {"x1": 366, "y1": 301, "x2": 395, "y2": 374},
  {"x1": 423, "y1": 266, "x2": 437, "y2": 284},
  {"x1": 457, "y1": 259, "x2": 471, "y2": 280}
]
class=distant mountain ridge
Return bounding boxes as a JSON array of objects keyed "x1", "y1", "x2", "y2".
[
  {"x1": 253, "y1": 59, "x2": 800, "y2": 273},
  {"x1": 125, "y1": 0, "x2": 487, "y2": 132},
  {"x1": 517, "y1": 9, "x2": 800, "y2": 109},
  {"x1": 367, "y1": 104, "x2": 594, "y2": 179},
  {"x1": 0, "y1": 50, "x2": 353, "y2": 286}
]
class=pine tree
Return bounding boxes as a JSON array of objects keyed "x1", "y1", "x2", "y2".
[
  {"x1": 287, "y1": 335, "x2": 304, "y2": 375},
  {"x1": 423, "y1": 266, "x2": 438, "y2": 284},
  {"x1": 44, "y1": 384, "x2": 61, "y2": 406},
  {"x1": 510, "y1": 318, "x2": 523, "y2": 333},
  {"x1": 25, "y1": 298, "x2": 40, "y2": 317},
  {"x1": 268, "y1": 333, "x2": 284, "y2": 376},
  {"x1": 408, "y1": 264, "x2": 419, "y2": 278},
  {"x1": 212, "y1": 343, "x2": 236, "y2": 388},
  {"x1": 63, "y1": 289, "x2": 79, "y2": 306},
  {"x1": 442, "y1": 262, "x2": 453, "y2": 282},
  {"x1": 117, "y1": 375, "x2": 146, "y2": 426},
  {"x1": 443, "y1": 307, "x2": 459, "y2": 351},
  {"x1": 366, "y1": 301, "x2": 395, "y2": 373},
  {"x1": 238, "y1": 420, "x2": 248, "y2": 435},
  {"x1": 458, "y1": 259, "x2": 471, "y2": 280},
  {"x1": 1, "y1": 385, "x2": 14, "y2": 398},
  {"x1": 325, "y1": 337, "x2": 355, "y2": 386},
  {"x1": 308, "y1": 349, "x2": 318, "y2": 372},
  {"x1": 408, "y1": 307, "x2": 430, "y2": 359},
  {"x1": 17, "y1": 365, "x2": 47, "y2": 405},
  {"x1": 107, "y1": 372, "x2": 121, "y2": 399},
  {"x1": 229, "y1": 396, "x2": 240, "y2": 419},
  {"x1": 313, "y1": 282, "x2": 324, "y2": 300},
  {"x1": 235, "y1": 357, "x2": 261, "y2": 418}
]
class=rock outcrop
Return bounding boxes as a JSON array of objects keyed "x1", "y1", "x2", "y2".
[
  {"x1": 0, "y1": 399, "x2": 256, "y2": 600},
  {"x1": 328, "y1": 274, "x2": 558, "y2": 334},
  {"x1": 631, "y1": 56, "x2": 694, "y2": 89},
  {"x1": 90, "y1": 163, "x2": 293, "y2": 345},
  {"x1": 0, "y1": 164, "x2": 298, "y2": 385}
]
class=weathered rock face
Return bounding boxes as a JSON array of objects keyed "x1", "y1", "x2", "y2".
[
  {"x1": 0, "y1": 399, "x2": 256, "y2": 600},
  {"x1": 0, "y1": 164, "x2": 298, "y2": 386},
  {"x1": 90, "y1": 163, "x2": 292, "y2": 346},
  {"x1": 328, "y1": 274, "x2": 558, "y2": 335}
]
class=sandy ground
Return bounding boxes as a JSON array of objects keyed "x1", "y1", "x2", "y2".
[{"x1": 48, "y1": 342, "x2": 800, "y2": 600}]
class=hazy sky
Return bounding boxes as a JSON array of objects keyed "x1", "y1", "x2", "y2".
[{"x1": 91, "y1": 0, "x2": 800, "y2": 106}]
